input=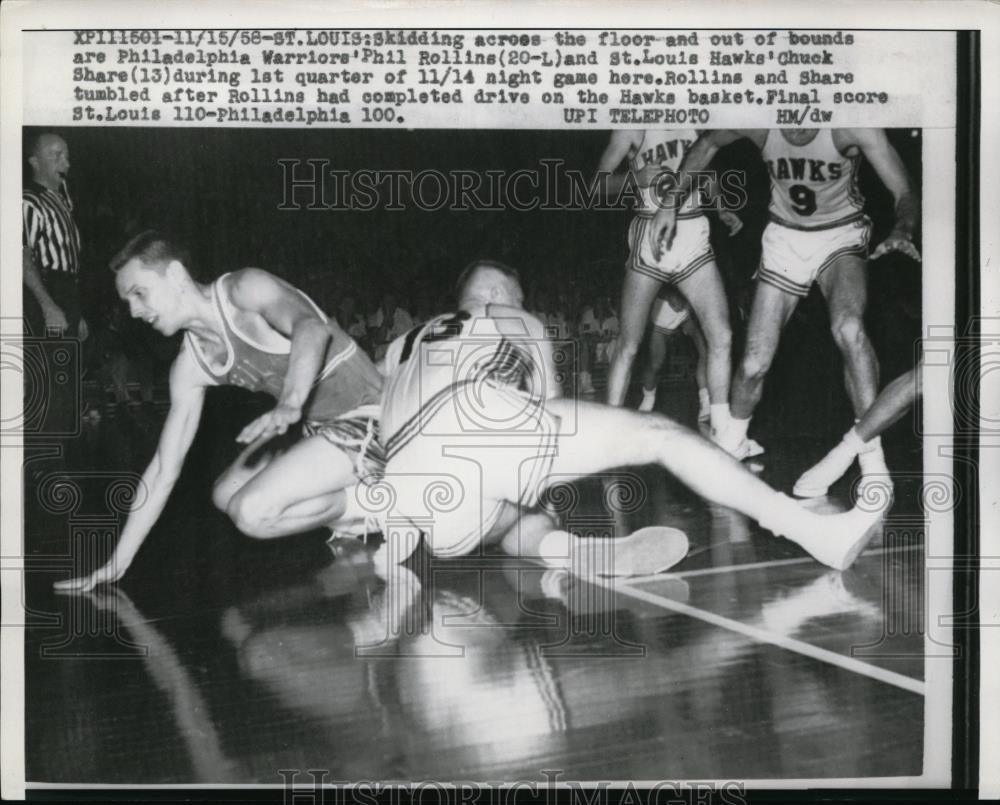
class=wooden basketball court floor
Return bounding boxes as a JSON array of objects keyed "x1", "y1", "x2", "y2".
[{"x1": 21, "y1": 412, "x2": 925, "y2": 786}]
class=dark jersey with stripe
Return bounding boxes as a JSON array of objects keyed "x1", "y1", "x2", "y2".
[{"x1": 185, "y1": 273, "x2": 382, "y2": 423}]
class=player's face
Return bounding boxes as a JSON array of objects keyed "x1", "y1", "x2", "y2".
[
  {"x1": 784, "y1": 128, "x2": 819, "y2": 145},
  {"x1": 115, "y1": 259, "x2": 184, "y2": 335},
  {"x1": 30, "y1": 135, "x2": 70, "y2": 190}
]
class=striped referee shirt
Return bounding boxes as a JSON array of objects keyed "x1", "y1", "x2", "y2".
[{"x1": 23, "y1": 182, "x2": 80, "y2": 275}]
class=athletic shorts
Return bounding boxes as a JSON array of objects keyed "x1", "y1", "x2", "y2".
[
  {"x1": 626, "y1": 214, "x2": 714, "y2": 283},
  {"x1": 303, "y1": 404, "x2": 386, "y2": 484},
  {"x1": 380, "y1": 381, "x2": 560, "y2": 558},
  {"x1": 756, "y1": 216, "x2": 872, "y2": 297},
  {"x1": 650, "y1": 288, "x2": 690, "y2": 334}
]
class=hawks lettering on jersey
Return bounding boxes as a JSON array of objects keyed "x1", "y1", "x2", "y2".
[
  {"x1": 761, "y1": 129, "x2": 865, "y2": 229},
  {"x1": 629, "y1": 130, "x2": 703, "y2": 217},
  {"x1": 765, "y1": 158, "x2": 845, "y2": 183},
  {"x1": 634, "y1": 137, "x2": 693, "y2": 174}
]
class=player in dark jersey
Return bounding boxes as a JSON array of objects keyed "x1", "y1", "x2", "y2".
[
  {"x1": 372, "y1": 259, "x2": 891, "y2": 577},
  {"x1": 55, "y1": 231, "x2": 385, "y2": 593},
  {"x1": 650, "y1": 129, "x2": 920, "y2": 479}
]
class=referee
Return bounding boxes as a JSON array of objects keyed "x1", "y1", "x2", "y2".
[
  {"x1": 23, "y1": 131, "x2": 88, "y2": 341},
  {"x1": 23, "y1": 132, "x2": 88, "y2": 467}
]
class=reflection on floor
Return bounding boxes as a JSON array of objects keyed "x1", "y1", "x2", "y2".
[{"x1": 23, "y1": 405, "x2": 927, "y2": 785}]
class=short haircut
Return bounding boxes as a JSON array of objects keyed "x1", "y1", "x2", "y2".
[
  {"x1": 109, "y1": 230, "x2": 191, "y2": 274},
  {"x1": 24, "y1": 129, "x2": 62, "y2": 159},
  {"x1": 455, "y1": 259, "x2": 521, "y2": 297}
]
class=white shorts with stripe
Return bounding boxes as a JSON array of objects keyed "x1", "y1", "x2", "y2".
[
  {"x1": 756, "y1": 216, "x2": 872, "y2": 297},
  {"x1": 380, "y1": 381, "x2": 560, "y2": 558},
  {"x1": 303, "y1": 404, "x2": 385, "y2": 484},
  {"x1": 650, "y1": 289, "x2": 690, "y2": 334},
  {"x1": 626, "y1": 214, "x2": 714, "y2": 284}
]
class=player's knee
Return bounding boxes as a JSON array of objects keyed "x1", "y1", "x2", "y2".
[
  {"x1": 739, "y1": 350, "x2": 773, "y2": 384},
  {"x1": 831, "y1": 313, "x2": 868, "y2": 354},
  {"x1": 227, "y1": 491, "x2": 273, "y2": 539},
  {"x1": 211, "y1": 479, "x2": 234, "y2": 513},
  {"x1": 703, "y1": 321, "x2": 732, "y2": 354}
]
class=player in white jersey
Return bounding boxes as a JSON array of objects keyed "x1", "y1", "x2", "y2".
[
  {"x1": 594, "y1": 130, "x2": 742, "y2": 441},
  {"x1": 372, "y1": 259, "x2": 891, "y2": 576},
  {"x1": 649, "y1": 129, "x2": 920, "y2": 477}
]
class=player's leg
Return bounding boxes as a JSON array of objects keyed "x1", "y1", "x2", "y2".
[
  {"x1": 606, "y1": 267, "x2": 662, "y2": 407},
  {"x1": 221, "y1": 434, "x2": 362, "y2": 539},
  {"x1": 815, "y1": 253, "x2": 888, "y2": 485},
  {"x1": 681, "y1": 315, "x2": 711, "y2": 422},
  {"x1": 856, "y1": 364, "x2": 920, "y2": 441},
  {"x1": 541, "y1": 398, "x2": 888, "y2": 570},
  {"x1": 211, "y1": 437, "x2": 279, "y2": 515},
  {"x1": 817, "y1": 254, "x2": 880, "y2": 416},
  {"x1": 375, "y1": 398, "x2": 688, "y2": 578},
  {"x1": 638, "y1": 327, "x2": 669, "y2": 412},
  {"x1": 725, "y1": 280, "x2": 799, "y2": 454},
  {"x1": 794, "y1": 364, "x2": 920, "y2": 497},
  {"x1": 675, "y1": 260, "x2": 732, "y2": 437}
]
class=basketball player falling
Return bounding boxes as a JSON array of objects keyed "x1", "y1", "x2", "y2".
[
  {"x1": 56, "y1": 231, "x2": 384, "y2": 593},
  {"x1": 372, "y1": 259, "x2": 890, "y2": 576},
  {"x1": 650, "y1": 128, "x2": 920, "y2": 476}
]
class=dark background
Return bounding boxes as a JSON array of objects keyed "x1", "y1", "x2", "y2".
[{"x1": 24, "y1": 125, "x2": 923, "y2": 446}]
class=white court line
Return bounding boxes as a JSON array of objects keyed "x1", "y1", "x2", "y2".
[
  {"x1": 626, "y1": 543, "x2": 925, "y2": 585},
  {"x1": 599, "y1": 576, "x2": 927, "y2": 697}
]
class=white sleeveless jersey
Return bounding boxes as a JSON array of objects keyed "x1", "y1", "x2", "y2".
[
  {"x1": 761, "y1": 129, "x2": 865, "y2": 230},
  {"x1": 380, "y1": 306, "x2": 540, "y2": 461},
  {"x1": 628, "y1": 129, "x2": 702, "y2": 218}
]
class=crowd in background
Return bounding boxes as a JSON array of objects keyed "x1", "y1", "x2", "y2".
[
  {"x1": 82, "y1": 262, "x2": 636, "y2": 417},
  {"x1": 37, "y1": 127, "x2": 920, "y2": 448}
]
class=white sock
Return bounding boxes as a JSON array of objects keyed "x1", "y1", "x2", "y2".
[
  {"x1": 698, "y1": 387, "x2": 711, "y2": 416},
  {"x1": 639, "y1": 387, "x2": 657, "y2": 412},
  {"x1": 858, "y1": 436, "x2": 888, "y2": 475},
  {"x1": 757, "y1": 492, "x2": 808, "y2": 539},
  {"x1": 843, "y1": 426, "x2": 866, "y2": 453},
  {"x1": 858, "y1": 433, "x2": 881, "y2": 454},
  {"x1": 728, "y1": 415, "x2": 750, "y2": 444},
  {"x1": 709, "y1": 403, "x2": 730, "y2": 435},
  {"x1": 539, "y1": 530, "x2": 572, "y2": 565}
]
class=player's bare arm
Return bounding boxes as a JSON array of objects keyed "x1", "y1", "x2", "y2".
[
  {"x1": 837, "y1": 128, "x2": 921, "y2": 261},
  {"x1": 227, "y1": 268, "x2": 333, "y2": 444},
  {"x1": 592, "y1": 130, "x2": 643, "y2": 198},
  {"x1": 650, "y1": 129, "x2": 766, "y2": 257},
  {"x1": 53, "y1": 346, "x2": 208, "y2": 592}
]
